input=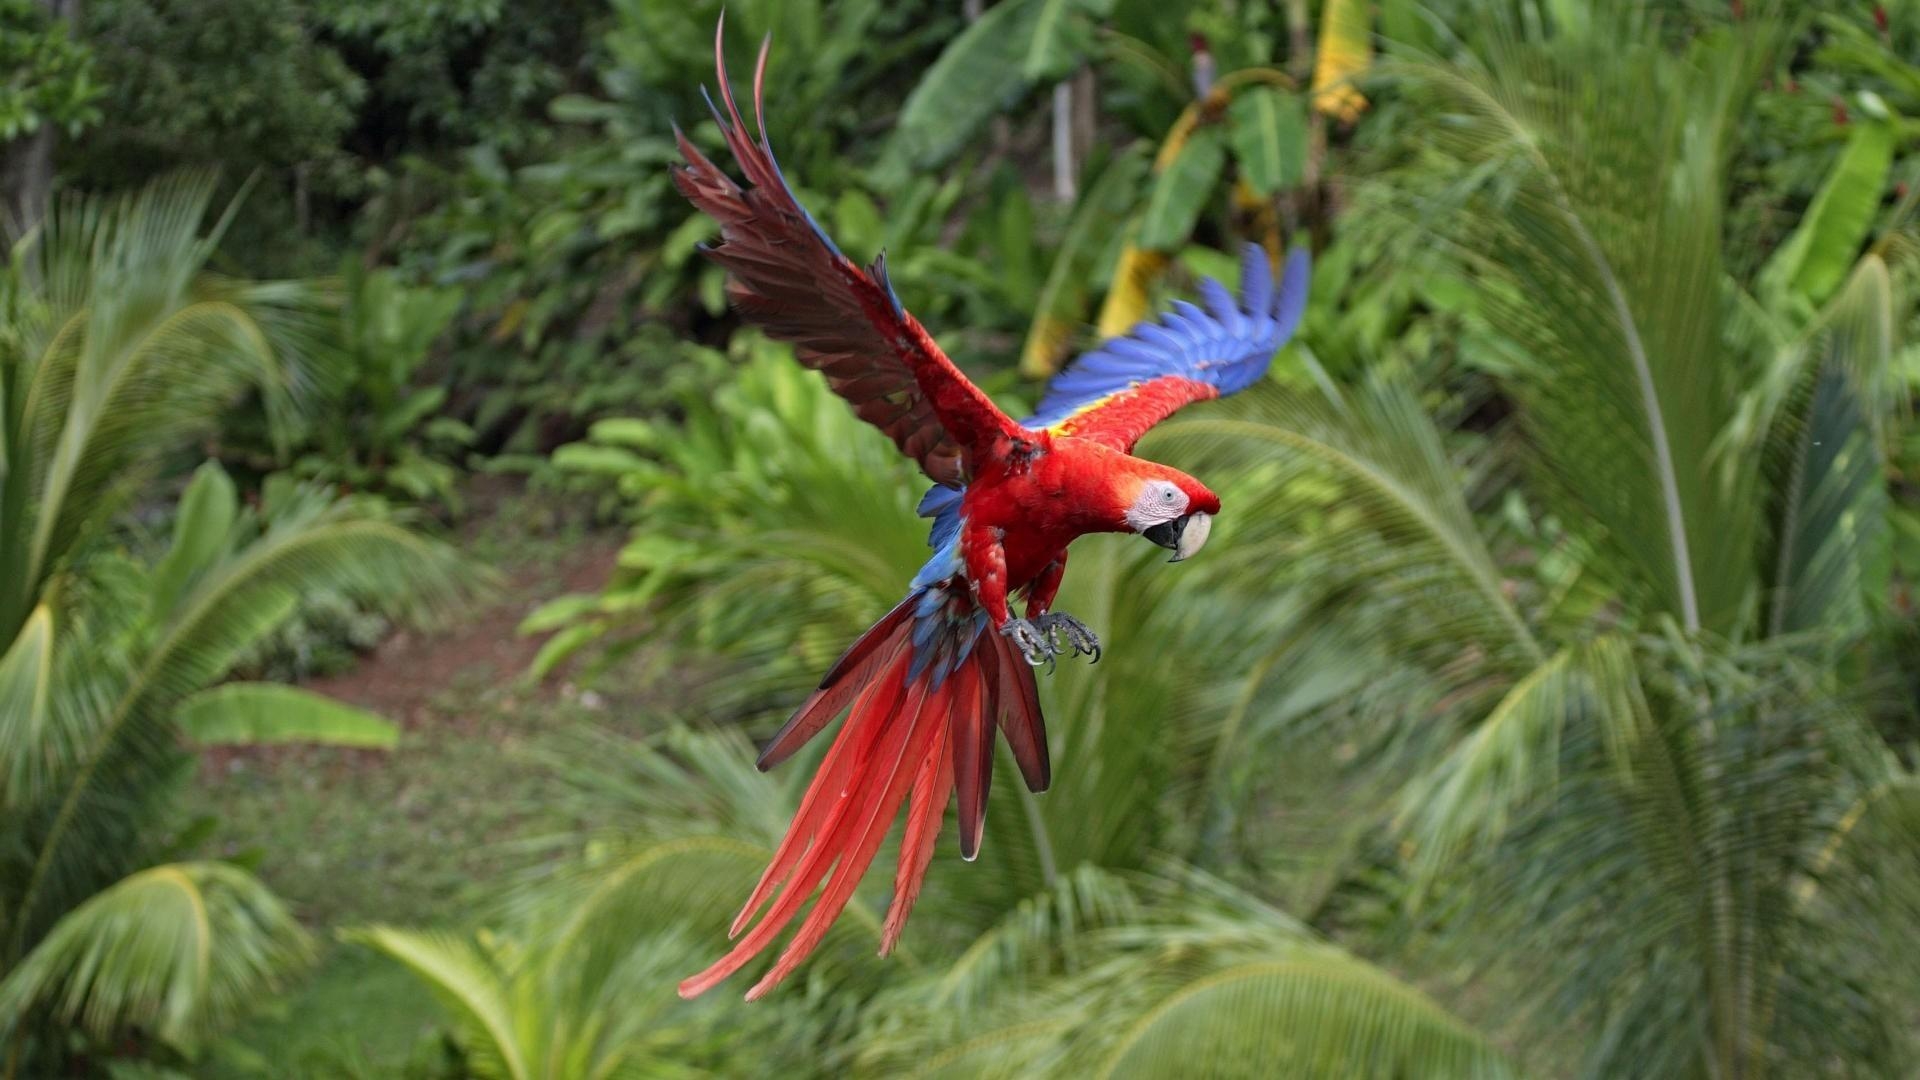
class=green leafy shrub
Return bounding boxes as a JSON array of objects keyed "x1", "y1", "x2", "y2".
[
  {"x1": 0, "y1": 176, "x2": 477, "y2": 1072},
  {"x1": 0, "y1": 0, "x2": 100, "y2": 143},
  {"x1": 290, "y1": 264, "x2": 470, "y2": 511}
]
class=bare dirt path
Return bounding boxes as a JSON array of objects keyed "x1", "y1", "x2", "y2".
[{"x1": 298, "y1": 530, "x2": 622, "y2": 732}]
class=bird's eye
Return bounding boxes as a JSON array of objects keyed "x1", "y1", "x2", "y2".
[{"x1": 1162, "y1": 488, "x2": 1178, "y2": 502}]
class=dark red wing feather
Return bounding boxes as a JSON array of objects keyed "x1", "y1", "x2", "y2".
[{"x1": 672, "y1": 24, "x2": 1015, "y2": 485}]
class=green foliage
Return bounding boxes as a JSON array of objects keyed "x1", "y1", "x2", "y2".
[
  {"x1": 175, "y1": 683, "x2": 399, "y2": 748},
  {"x1": 0, "y1": 0, "x2": 100, "y2": 141},
  {"x1": 886, "y1": 0, "x2": 1048, "y2": 172},
  {"x1": 20, "y1": 1, "x2": 1920, "y2": 1076},
  {"x1": 0, "y1": 863, "x2": 313, "y2": 1054},
  {"x1": 282, "y1": 264, "x2": 470, "y2": 510},
  {"x1": 1146, "y1": 10, "x2": 1920, "y2": 1074},
  {"x1": 952, "y1": 2, "x2": 1326, "y2": 373},
  {"x1": 379, "y1": 0, "x2": 1002, "y2": 455},
  {"x1": 485, "y1": 7, "x2": 1920, "y2": 1077},
  {"x1": 527, "y1": 336, "x2": 926, "y2": 691},
  {"x1": 1138, "y1": 125, "x2": 1228, "y2": 251},
  {"x1": 1727, "y1": 3, "x2": 1920, "y2": 282},
  {"x1": 0, "y1": 172, "x2": 325, "y2": 642},
  {"x1": 1226, "y1": 87, "x2": 1307, "y2": 196},
  {"x1": 0, "y1": 177, "x2": 477, "y2": 1072},
  {"x1": 1757, "y1": 118, "x2": 1896, "y2": 309},
  {"x1": 1022, "y1": 147, "x2": 1153, "y2": 374},
  {"x1": 73, "y1": 0, "x2": 364, "y2": 182},
  {"x1": 318, "y1": 0, "x2": 601, "y2": 156}
]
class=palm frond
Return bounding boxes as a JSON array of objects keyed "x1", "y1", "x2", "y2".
[
  {"x1": 1381, "y1": 13, "x2": 1779, "y2": 634},
  {"x1": 1096, "y1": 957, "x2": 1513, "y2": 1079},
  {"x1": 1433, "y1": 634, "x2": 1915, "y2": 1077},
  {"x1": 1159, "y1": 378, "x2": 1543, "y2": 682},
  {"x1": 1396, "y1": 636, "x2": 1628, "y2": 894},
  {"x1": 1747, "y1": 257, "x2": 1900, "y2": 640},
  {"x1": 345, "y1": 928, "x2": 529, "y2": 1080},
  {"x1": 858, "y1": 868, "x2": 1517, "y2": 1080},
  {"x1": 1, "y1": 174, "x2": 331, "y2": 636},
  {"x1": 0, "y1": 605, "x2": 56, "y2": 806},
  {"x1": 0, "y1": 862, "x2": 311, "y2": 1052},
  {"x1": 8, "y1": 486, "x2": 476, "y2": 962},
  {"x1": 147, "y1": 461, "x2": 239, "y2": 624}
]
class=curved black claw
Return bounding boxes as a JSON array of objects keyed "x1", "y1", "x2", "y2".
[
  {"x1": 1000, "y1": 617, "x2": 1056, "y2": 672},
  {"x1": 1035, "y1": 612, "x2": 1102, "y2": 664}
]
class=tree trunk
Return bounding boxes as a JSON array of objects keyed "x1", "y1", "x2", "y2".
[
  {"x1": 1, "y1": 129, "x2": 56, "y2": 234},
  {"x1": 1050, "y1": 82, "x2": 1076, "y2": 201},
  {"x1": 1071, "y1": 65, "x2": 1097, "y2": 169}
]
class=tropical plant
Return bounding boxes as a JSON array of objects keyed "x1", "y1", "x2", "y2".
[
  {"x1": 282, "y1": 262, "x2": 470, "y2": 510},
  {"x1": 0, "y1": 0, "x2": 99, "y2": 223},
  {"x1": 487, "y1": 326, "x2": 1517, "y2": 1074},
  {"x1": 362, "y1": 712, "x2": 1518, "y2": 1079},
  {"x1": 1726, "y1": 3, "x2": 1920, "y2": 279},
  {"x1": 0, "y1": 175, "x2": 473, "y2": 1071},
  {"x1": 68, "y1": 0, "x2": 366, "y2": 212},
  {"x1": 870, "y1": 0, "x2": 1378, "y2": 380},
  {"x1": 489, "y1": 5, "x2": 1920, "y2": 1077},
  {"x1": 0, "y1": 0, "x2": 98, "y2": 146},
  {"x1": 349, "y1": 726, "x2": 879, "y2": 1080},
  {"x1": 380, "y1": 0, "x2": 986, "y2": 456},
  {"x1": 523, "y1": 336, "x2": 928, "y2": 691},
  {"x1": 1142, "y1": 8, "x2": 1920, "y2": 1074}
]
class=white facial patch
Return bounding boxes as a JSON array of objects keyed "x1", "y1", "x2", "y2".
[{"x1": 1125, "y1": 479, "x2": 1189, "y2": 532}]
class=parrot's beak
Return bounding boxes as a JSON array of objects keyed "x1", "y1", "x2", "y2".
[{"x1": 1143, "y1": 512, "x2": 1213, "y2": 563}]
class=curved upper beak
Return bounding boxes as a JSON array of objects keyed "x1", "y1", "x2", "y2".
[{"x1": 1142, "y1": 512, "x2": 1213, "y2": 563}]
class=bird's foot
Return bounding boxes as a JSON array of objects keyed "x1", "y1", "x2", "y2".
[
  {"x1": 1034, "y1": 612, "x2": 1101, "y2": 664},
  {"x1": 999, "y1": 617, "x2": 1057, "y2": 672}
]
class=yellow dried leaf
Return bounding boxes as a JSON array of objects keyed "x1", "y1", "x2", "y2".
[
  {"x1": 1096, "y1": 246, "x2": 1170, "y2": 339},
  {"x1": 1312, "y1": 0, "x2": 1372, "y2": 123},
  {"x1": 1020, "y1": 313, "x2": 1080, "y2": 379}
]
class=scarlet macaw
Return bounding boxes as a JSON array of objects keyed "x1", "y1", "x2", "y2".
[{"x1": 672, "y1": 24, "x2": 1310, "y2": 1000}]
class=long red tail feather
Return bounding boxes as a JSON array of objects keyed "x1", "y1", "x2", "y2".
[
  {"x1": 679, "y1": 601, "x2": 1037, "y2": 999},
  {"x1": 953, "y1": 661, "x2": 993, "y2": 860},
  {"x1": 755, "y1": 597, "x2": 914, "y2": 772}
]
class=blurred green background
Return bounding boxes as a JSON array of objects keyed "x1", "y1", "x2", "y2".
[{"x1": 3, "y1": 0, "x2": 1920, "y2": 1076}]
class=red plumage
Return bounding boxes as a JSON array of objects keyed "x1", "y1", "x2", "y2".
[{"x1": 674, "y1": 18, "x2": 1304, "y2": 999}]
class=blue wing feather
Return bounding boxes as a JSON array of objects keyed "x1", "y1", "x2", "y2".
[
  {"x1": 1022, "y1": 242, "x2": 1311, "y2": 431},
  {"x1": 1239, "y1": 244, "x2": 1273, "y2": 318},
  {"x1": 1271, "y1": 246, "x2": 1310, "y2": 342}
]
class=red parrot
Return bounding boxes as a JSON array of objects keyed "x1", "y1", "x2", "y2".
[{"x1": 672, "y1": 24, "x2": 1310, "y2": 1000}]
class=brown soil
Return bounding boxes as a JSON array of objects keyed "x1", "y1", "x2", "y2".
[{"x1": 300, "y1": 534, "x2": 622, "y2": 730}]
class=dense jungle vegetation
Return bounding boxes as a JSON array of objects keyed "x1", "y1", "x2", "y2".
[{"x1": 3, "y1": 0, "x2": 1919, "y2": 1076}]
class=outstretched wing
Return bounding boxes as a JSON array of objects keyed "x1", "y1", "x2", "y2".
[
  {"x1": 672, "y1": 23, "x2": 1016, "y2": 487},
  {"x1": 1025, "y1": 245, "x2": 1311, "y2": 452}
]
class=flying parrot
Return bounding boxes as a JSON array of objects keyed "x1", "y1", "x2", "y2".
[{"x1": 672, "y1": 23, "x2": 1310, "y2": 1000}]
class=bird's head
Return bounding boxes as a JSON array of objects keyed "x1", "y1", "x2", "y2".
[{"x1": 1112, "y1": 462, "x2": 1220, "y2": 563}]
